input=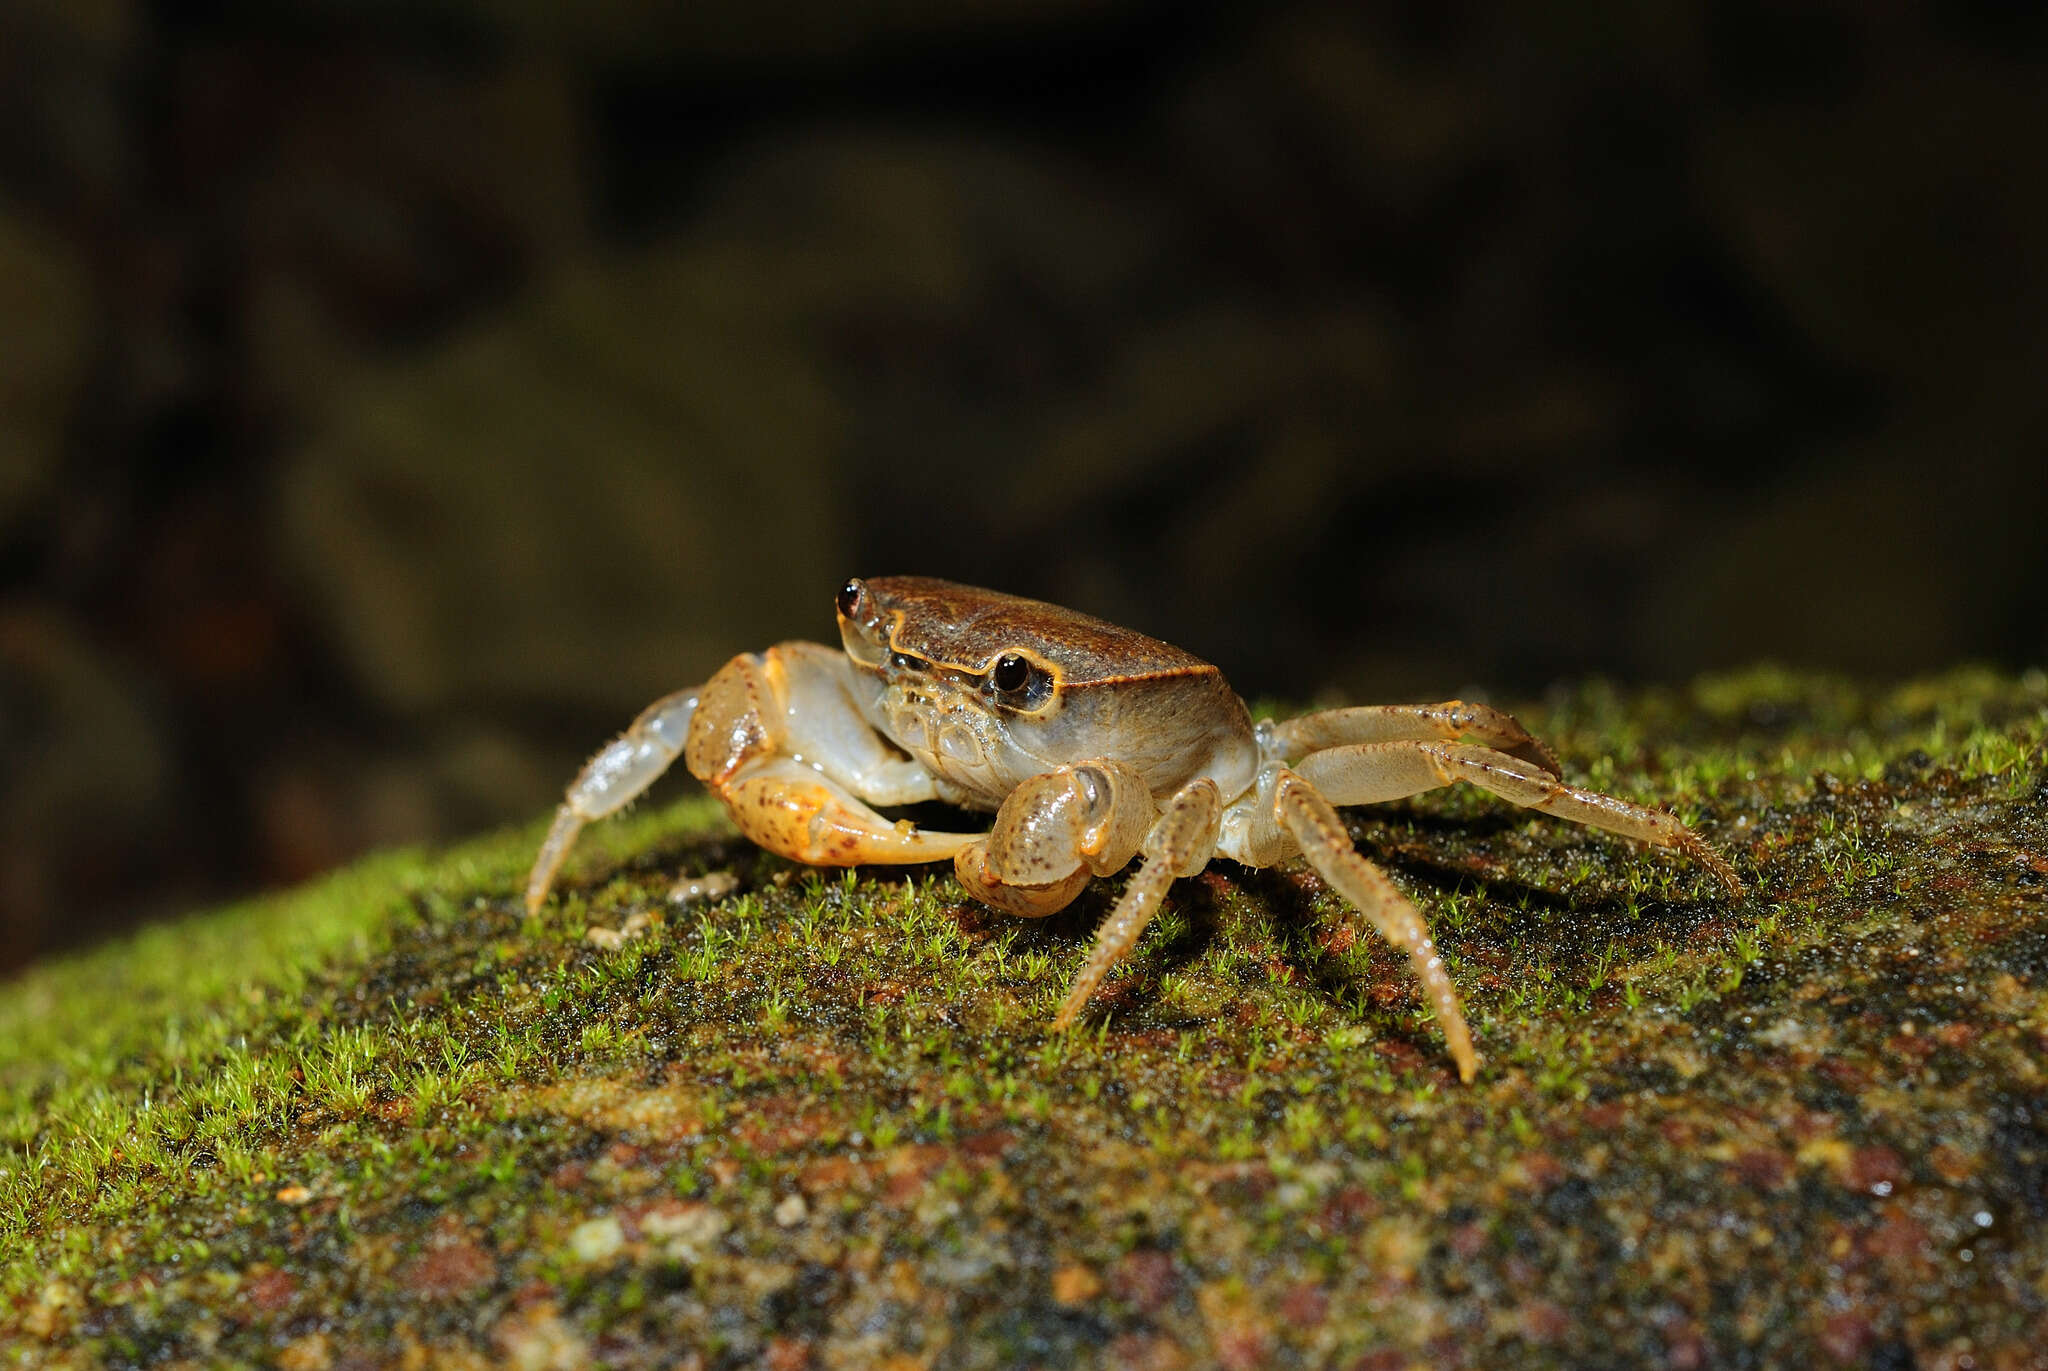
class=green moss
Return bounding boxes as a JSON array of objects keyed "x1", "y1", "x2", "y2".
[{"x1": 5, "y1": 671, "x2": 2047, "y2": 1366}]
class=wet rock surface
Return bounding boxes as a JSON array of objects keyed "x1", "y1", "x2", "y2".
[{"x1": 4, "y1": 670, "x2": 2045, "y2": 1367}]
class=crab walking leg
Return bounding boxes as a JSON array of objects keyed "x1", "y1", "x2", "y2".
[
  {"x1": 1273, "y1": 769, "x2": 1479, "y2": 1083},
  {"x1": 526, "y1": 686, "x2": 702, "y2": 914},
  {"x1": 1267, "y1": 701, "x2": 1561, "y2": 776},
  {"x1": 1296, "y1": 741, "x2": 1745, "y2": 897},
  {"x1": 1050, "y1": 778, "x2": 1221, "y2": 1031}
]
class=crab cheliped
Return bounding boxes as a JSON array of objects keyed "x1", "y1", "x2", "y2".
[{"x1": 526, "y1": 577, "x2": 1743, "y2": 1081}]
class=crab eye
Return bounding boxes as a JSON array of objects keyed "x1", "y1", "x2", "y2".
[
  {"x1": 836, "y1": 578, "x2": 866, "y2": 618},
  {"x1": 990, "y1": 653, "x2": 1033, "y2": 693}
]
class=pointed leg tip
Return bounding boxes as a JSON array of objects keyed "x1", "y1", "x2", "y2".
[
  {"x1": 1706, "y1": 856, "x2": 1746, "y2": 901},
  {"x1": 1675, "y1": 829, "x2": 1746, "y2": 902},
  {"x1": 1449, "y1": 1037, "x2": 1480, "y2": 1084},
  {"x1": 522, "y1": 859, "x2": 560, "y2": 918}
]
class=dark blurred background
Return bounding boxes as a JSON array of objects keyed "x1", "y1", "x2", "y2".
[{"x1": 3, "y1": 0, "x2": 2045, "y2": 974}]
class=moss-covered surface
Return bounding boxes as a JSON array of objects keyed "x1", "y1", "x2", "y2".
[{"x1": 5, "y1": 668, "x2": 2047, "y2": 1370}]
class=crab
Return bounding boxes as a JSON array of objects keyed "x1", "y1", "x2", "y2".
[{"x1": 525, "y1": 577, "x2": 1744, "y2": 1081}]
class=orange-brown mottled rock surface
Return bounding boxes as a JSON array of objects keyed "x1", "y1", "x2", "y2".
[{"x1": 4, "y1": 670, "x2": 2046, "y2": 1367}]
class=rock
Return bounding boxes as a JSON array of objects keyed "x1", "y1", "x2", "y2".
[
  {"x1": 0, "y1": 212, "x2": 91, "y2": 526},
  {"x1": 567, "y1": 1215, "x2": 625, "y2": 1263},
  {"x1": 669, "y1": 871, "x2": 740, "y2": 906},
  {"x1": 277, "y1": 127, "x2": 1178, "y2": 720},
  {"x1": 307, "y1": 0, "x2": 1152, "y2": 66},
  {"x1": 212, "y1": 52, "x2": 586, "y2": 419},
  {"x1": 0, "y1": 607, "x2": 169, "y2": 965},
  {"x1": 7, "y1": 671, "x2": 2048, "y2": 1365},
  {"x1": 277, "y1": 240, "x2": 854, "y2": 717},
  {"x1": 1703, "y1": 56, "x2": 2048, "y2": 398}
]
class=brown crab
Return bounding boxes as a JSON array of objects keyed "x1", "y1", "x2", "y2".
[{"x1": 525, "y1": 577, "x2": 1743, "y2": 1081}]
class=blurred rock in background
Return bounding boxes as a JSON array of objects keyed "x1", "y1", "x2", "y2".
[{"x1": 2, "y1": 0, "x2": 2044, "y2": 972}]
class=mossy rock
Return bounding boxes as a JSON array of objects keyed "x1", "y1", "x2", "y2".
[{"x1": 6, "y1": 669, "x2": 2047, "y2": 1368}]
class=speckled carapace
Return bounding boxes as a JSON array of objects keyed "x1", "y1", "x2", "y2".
[{"x1": 853, "y1": 576, "x2": 1215, "y2": 682}]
